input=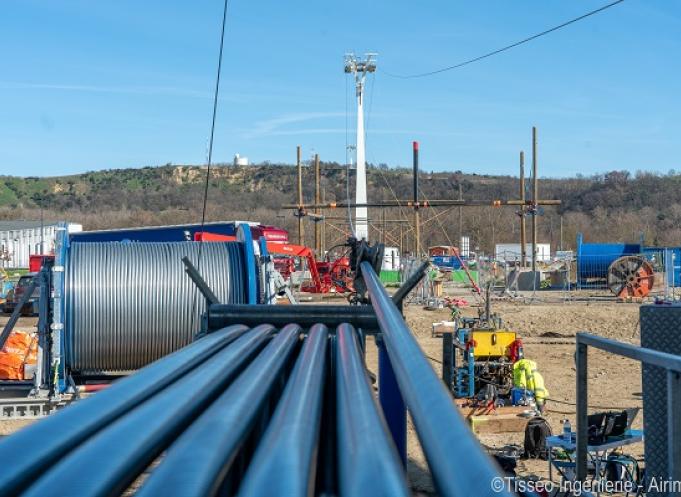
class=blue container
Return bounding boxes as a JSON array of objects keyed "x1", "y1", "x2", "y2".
[
  {"x1": 510, "y1": 387, "x2": 533, "y2": 406},
  {"x1": 576, "y1": 233, "x2": 641, "y2": 288},
  {"x1": 430, "y1": 255, "x2": 462, "y2": 270},
  {"x1": 70, "y1": 221, "x2": 241, "y2": 243}
]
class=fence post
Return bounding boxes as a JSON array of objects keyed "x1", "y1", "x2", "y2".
[
  {"x1": 442, "y1": 332, "x2": 453, "y2": 391},
  {"x1": 576, "y1": 339, "x2": 588, "y2": 482},
  {"x1": 667, "y1": 369, "x2": 681, "y2": 485}
]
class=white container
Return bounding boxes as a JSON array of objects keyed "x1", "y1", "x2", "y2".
[
  {"x1": 495, "y1": 243, "x2": 551, "y2": 263},
  {"x1": 382, "y1": 247, "x2": 400, "y2": 270},
  {"x1": 460, "y1": 236, "x2": 470, "y2": 257}
]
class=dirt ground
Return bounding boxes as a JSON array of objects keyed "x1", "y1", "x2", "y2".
[
  {"x1": 363, "y1": 287, "x2": 645, "y2": 495},
  {"x1": 0, "y1": 293, "x2": 646, "y2": 495}
]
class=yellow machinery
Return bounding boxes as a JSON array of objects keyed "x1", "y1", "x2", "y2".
[
  {"x1": 452, "y1": 285, "x2": 520, "y2": 399},
  {"x1": 468, "y1": 329, "x2": 516, "y2": 358}
]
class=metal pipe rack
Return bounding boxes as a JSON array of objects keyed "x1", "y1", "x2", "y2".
[{"x1": 0, "y1": 243, "x2": 512, "y2": 497}]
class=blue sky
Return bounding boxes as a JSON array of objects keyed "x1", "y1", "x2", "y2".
[{"x1": 1, "y1": 0, "x2": 679, "y2": 177}]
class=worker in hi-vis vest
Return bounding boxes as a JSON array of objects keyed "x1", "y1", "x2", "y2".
[{"x1": 513, "y1": 352, "x2": 548, "y2": 413}]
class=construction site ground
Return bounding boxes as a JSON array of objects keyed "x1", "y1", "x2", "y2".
[
  {"x1": 0, "y1": 289, "x2": 645, "y2": 496},
  {"x1": 364, "y1": 285, "x2": 645, "y2": 495}
]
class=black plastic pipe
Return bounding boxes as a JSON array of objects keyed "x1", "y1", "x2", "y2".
[
  {"x1": 361, "y1": 262, "x2": 513, "y2": 497},
  {"x1": 236, "y1": 323, "x2": 328, "y2": 497},
  {"x1": 336, "y1": 323, "x2": 409, "y2": 497},
  {"x1": 391, "y1": 260, "x2": 430, "y2": 309},
  {"x1": 0, "y1": 324, "x2": 249, "y2": 496},
  {"x1": 207, "y1": 304, "x2": 379, "y2": 331},
  {"x1": 137, "y1": 324, "x2": 302, "y2": 497},
  {"x1": 21, "y1": 325, "x2": 274, "y2": 497},
  {"x1": 0, "y1": 276, "x2": 38, "y2": 350}
]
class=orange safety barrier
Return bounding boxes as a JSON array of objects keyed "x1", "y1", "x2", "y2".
[{"x1": 0, "y1": 330, "x2": 38, "y2": 380}]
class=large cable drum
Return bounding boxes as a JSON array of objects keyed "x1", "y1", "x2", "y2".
[
  {"x1": 65, "y1": 242, "x2": 248, "y2": 374},
  {"x1": 607, "y1": 255, "x2": 655, "y2": 298}
]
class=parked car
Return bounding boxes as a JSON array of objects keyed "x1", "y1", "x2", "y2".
[{"x1": 3, "y1": 273, "x2": 40, "y2": 316}]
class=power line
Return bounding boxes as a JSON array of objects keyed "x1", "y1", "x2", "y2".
[
  {"x1": 191, "y1": 0, "x2": 230, "y2": 332},
  {"x1": 200, "y1": 0, "x2": 230, "y2": 232},
  {"x1": 381, "y1": 0, "x2": 625, "y2": 80}
]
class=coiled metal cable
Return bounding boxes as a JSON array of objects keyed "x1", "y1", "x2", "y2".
[{"x1": 66, "y1": 242, "x2": 247, "y2": 373}]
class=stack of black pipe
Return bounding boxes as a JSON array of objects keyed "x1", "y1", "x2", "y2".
[
  {"x1": 0, "y1": 324, "x2": 409, "y2": 497},
  {"x1": 0, "y1": 263, "x2": 512, "y2": 497}
]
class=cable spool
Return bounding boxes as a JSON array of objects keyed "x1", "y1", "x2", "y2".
[
  {"x1": 607, "y1": 255, "x2": 655, "y2": 298},
  {"x1": 65, "y1": 241, "x2": 248, "y2": 374}
]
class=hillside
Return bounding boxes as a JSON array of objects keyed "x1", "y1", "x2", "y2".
[{"x1": 3, "y1": 163, "x2": 681, "y2": 253}]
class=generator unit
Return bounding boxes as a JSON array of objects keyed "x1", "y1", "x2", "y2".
[{"x1": 453, "y1": 315, "x2": 519, "y2": 399}]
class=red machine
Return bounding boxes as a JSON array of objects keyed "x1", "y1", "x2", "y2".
[
  {"x1": 250, "y1": 225, "x2": 289, "y2": 243},
  {"x1": 29, "y1": 254, "x2": 54, "y2": 273},
  {"x1": 194, "y1": 232, "x2": 352, "y2": 294}
]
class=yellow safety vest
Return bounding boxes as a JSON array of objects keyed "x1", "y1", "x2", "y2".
[{"x1": 513, "y1": 359, "x2": 549, "y2": 403}]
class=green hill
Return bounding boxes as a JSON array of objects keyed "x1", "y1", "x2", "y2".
[{"x1": 2, "y1": 163, "x2": 681, "y2": 252}]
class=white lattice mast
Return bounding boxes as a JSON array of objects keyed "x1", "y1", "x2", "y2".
[{"x1": 344, "y1": 53, "x2": 376, "y2": 241}]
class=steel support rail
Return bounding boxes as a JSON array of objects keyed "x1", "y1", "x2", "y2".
[
  {"x1": 136, "y1": 324, "x2": 302, "y2": 497},
  {"x1": 391, "y1": 260, "x2": 429, "y2": 310},
  {"x1": 336, "y1": 323, "x2": 409, "y2": 497},
  {"x1": 0, "y1": 276, "x2": 39, "y2": 349},
  {"x1": 207, "y1": 304, "x2": 379, "y2": 331},
  {"x1": 22, "y1": 325, "x2": 274, "y2": 497},
  {"x1": 377, "y1": 336, "x2": 407, "y2": 465},
  {"x1": 237, "y1": 324, "x2": 328, "y2": 497},
  {"x1": 0, "y1": 324, "x2": 249, "y2": 495},
  {"x1": 576, "y1": 332, "x2": 681, "y2": 486},
  {"x1": 361, "y1": 261, "x2": 512, "y2": 497}
]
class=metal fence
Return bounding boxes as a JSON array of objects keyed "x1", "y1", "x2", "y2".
[
  {"x1": 575, "y1": 333, "x2": 681, "y2": 487},
  {"x1": 426, "y1": 249, "x2": 680, "y2": 303}
]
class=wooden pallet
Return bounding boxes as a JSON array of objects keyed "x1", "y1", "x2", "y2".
[{"x1": 455, "y1": 400, "x2": 532, "y2": 434}]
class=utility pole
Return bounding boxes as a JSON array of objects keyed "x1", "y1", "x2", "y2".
[
  {"x1": 321, "y1": 186, "x2": 326, "y2": 254},
  {"x1": 297, "y1": 145, "x2": 304, "y2": 246},
  {"x1": 285, "y1": 139, "x2": 560, "y2": 264},
  {"x1": 40, "y1": 201, "x2": 44, "y2": 254},
  {"x1": 399, "y1": 224, "x2": 404, "y2": 254},
  {"x1": 381, "y1": 209, "x2": 386, "y2": 245},
  {"x1": 560, "y1": 215, "x2": 563, "y2": 251},
  {"x1": 532, "y1": 127, "x2": 538, "y2": 273},
  {"x1": 314, "y1": 154, "x2": 321, "y2": 254},
  {"x1": 413, "y1": 141, "x2": 421, "y2": 257},
  {"x1": 519, "y1": 151, "x2": 526, "y2": 267},
  {"x1": 458, "y1": 181, "x2": 463, "y2": 246},
  {"x1": 344, "y1": 53, "x2": 376, "y2": 241}
]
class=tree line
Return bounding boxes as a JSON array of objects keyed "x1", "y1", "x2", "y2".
[{"x1": 1, "y1": 164, "x2": 681, "y2": 254}]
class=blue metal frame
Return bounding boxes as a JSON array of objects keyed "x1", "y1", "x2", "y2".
[
  {"x1": 258, "y1": 236, "x2": 270, "y2": 305},
  {"x1": 52, "y1": 222, "x2": 69, "y2": 392},
  {"x1": 377, "y1": 337, "x2": 407, "y2": 466},
  {"x1": 452, "y1": 327, "x2": 475, "y2": 398},
  {"x1": 237, "y1": 223, "x2": 258, "y2": 304},
  {"x1": 258, "y1": 236, "x2": 269, "y2": 259}
]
